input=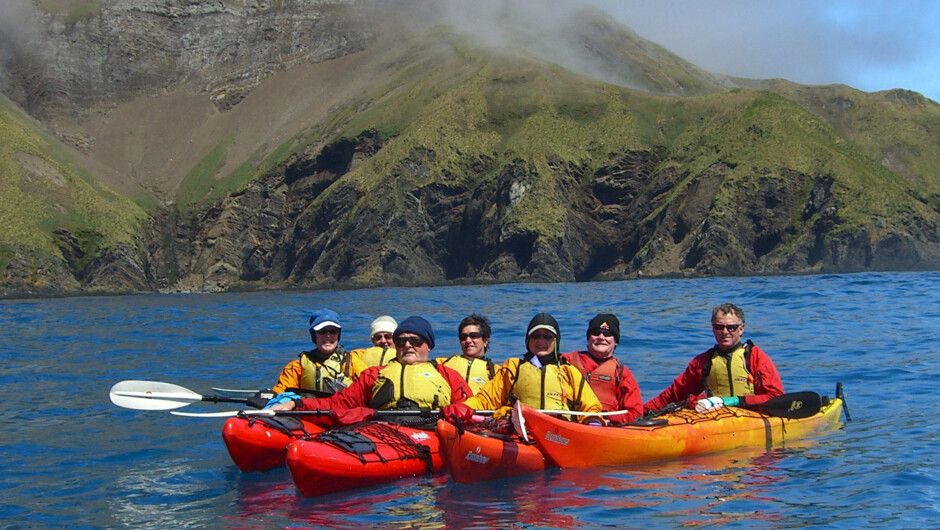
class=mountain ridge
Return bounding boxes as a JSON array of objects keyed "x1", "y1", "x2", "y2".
[{"x1": 0, "y1": 0, "x2": 937, "y2": 298}]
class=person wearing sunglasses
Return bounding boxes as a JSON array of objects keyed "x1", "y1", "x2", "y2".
[
  {"x1": 437, "y1": 314, "x2": 497, "y2": 394},
  {"x1": 441, "y1": 312, "x2": 603, "y2": 425},
  {"x1": 643, "y1": 303, "x2": 785, "y2": 415},
  {"x1": 270, "y1": 316, "x2": 472, "y2": 426},
  {"x1": 264, "y1": 309, "x2": 368, "y2": 408},
  {"x1": 351, "y1": 315, "x2": 399, "y2": 371},
  {"x1": 561, "y1": 314, "x2": 643, "y2": 424}
]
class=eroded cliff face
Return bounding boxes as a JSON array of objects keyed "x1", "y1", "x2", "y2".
[
  {"x1": 160, "y1": 131, "x2": 940, "y2": 293},
  {"x1": 1, "y1": 1, "x2": 938, "y2": 298},
  {"x1": 7, "y1": 0, "x2": 373, "y2": 118}
]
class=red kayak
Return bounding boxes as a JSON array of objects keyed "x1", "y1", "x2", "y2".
[
  {"x1": 286, "y1": 421, "x2": 443, "y2": 497},
  {"x1": 222, "y1": 415, "x2": 325, "y2": 472},
  {"x1": 436, "y1": 418, "x2": 549, "y2": 484}
]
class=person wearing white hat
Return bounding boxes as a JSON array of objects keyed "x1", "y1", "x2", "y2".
[{"x1": 352, "y1": 315, "x2": 399, "y2": 370}]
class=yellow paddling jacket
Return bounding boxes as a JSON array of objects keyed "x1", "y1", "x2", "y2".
[
  {"x1": 353, "y1": 346, "x2": 397, "y2": 372},
  {"x1": 437, "y1": 355, "x2": 496, "y2": 394},
  {"x1": 463, "y1": 357, "x2": 603, "y2": 423},
  {"x1": 272, "y1": 347, "x2": 365, "y2": 394}
]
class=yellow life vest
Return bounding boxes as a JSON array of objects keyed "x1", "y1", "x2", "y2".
[
  {"x1": 705, "y1": 343, "x2": 755, "y2": 397},
  {"x1": 509, "y1": 360, "x2": 571, "y2": 411},
  {"x1": 298, "y1": 348, "x2": 354, "y2": 394},
  {"x1": 369, "y1": 360, "x2": 453, "y2": 410},
  {"x1": 356, "y1": 346, "x2": 397, "y2": 369},
  {"x1": 439, "y1": 355, "x2": 495, "y2": 394}
]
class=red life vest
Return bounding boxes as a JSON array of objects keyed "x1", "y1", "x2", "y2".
[{"x1": 565, "y1": 351, "x2": 621, "y2": 412}]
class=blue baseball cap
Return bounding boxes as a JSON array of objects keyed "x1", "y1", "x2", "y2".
[{"x1": 309, "y1": 309, "x2": 342, "y2": 332}]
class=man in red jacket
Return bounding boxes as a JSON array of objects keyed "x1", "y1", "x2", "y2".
[
  {"x1": 643, "y1": 303, "x2": 784, "y2": 414},
  {"x1": 561, "y1": 314, "x2": 643, "y2": 424},
  {"x1": 270, "y1": 316, "x2": 472, "y2": 426}
]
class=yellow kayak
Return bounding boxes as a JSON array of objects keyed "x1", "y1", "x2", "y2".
[{"x1": 520, "y1": 394, "x2": 844, "y2": 468}]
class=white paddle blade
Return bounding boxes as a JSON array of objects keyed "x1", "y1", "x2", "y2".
[
  {"x1": 109, "y1": 380, "x2": 203, "y2": 410},
  {"x1": 511, "y1": 401, "x2": 530, "y2": 443}
]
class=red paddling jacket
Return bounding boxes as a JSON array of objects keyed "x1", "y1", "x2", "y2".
[{"x1": 643, "y1": 340, "x2": 784, "y2": 413}]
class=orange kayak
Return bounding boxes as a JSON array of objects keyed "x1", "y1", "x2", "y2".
[
  {"x1": 436, "y1": 419, "x2": 549, "y2": 484},
  {"x1": 520, "y1": 397, "x2": 844, "y2": 468},
  {"x1": 286, "y1": 421, "x2": 443, "y2": 497},
  {"x1": 222, "y1": 415, "x2": 325, "y2": 472}
]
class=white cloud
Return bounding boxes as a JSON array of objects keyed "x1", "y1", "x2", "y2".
[{"x1": 586, "y1": 0, "x2": 940, "y2": 102}]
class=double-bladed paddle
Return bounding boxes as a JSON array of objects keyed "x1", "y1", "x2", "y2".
[
  {"x1": 752, "y1": 391, "x2": 822, "y2": 419},
  {"x1": 109, "y1": 380, "x2": 270, "y2": 411}
]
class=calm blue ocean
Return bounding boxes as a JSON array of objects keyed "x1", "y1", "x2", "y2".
[{"x1": 1, "y1": 271, "x2": 938, "y2": 528}]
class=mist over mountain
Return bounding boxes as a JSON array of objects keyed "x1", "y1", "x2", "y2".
[{"x1": 0, "y1": 0, "x2": 937, "y2": 298}]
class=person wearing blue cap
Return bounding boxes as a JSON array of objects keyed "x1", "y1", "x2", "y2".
[
  {"x1": 270, "y1": 316, "x2": 473, "y2": 426},
  {"x1": 268, "y1": 309, "x2": 366, "y2": 402}
]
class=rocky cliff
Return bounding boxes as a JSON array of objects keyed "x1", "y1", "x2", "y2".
[{"x1": 1, "y1": 0, "x2": 938, "y2": 298}]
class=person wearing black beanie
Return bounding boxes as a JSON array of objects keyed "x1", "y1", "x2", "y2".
[
  {"x1": 561, "y1": 313, "x2": 643, "y2": 424},
  {"x1": 442, "y1": 312, "x2": 605, "y2": 426}
]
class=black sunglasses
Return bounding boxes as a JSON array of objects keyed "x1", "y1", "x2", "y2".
[
  {"x1": 394, "y1": 336, "x2": 426, "y2": 348},
  {"x1": 372, "y1": 332, "x2": 394, "y2": 341},
  {"x1": 712, "y1": 323, "x2": 743, "y2": 332},
  {"x1": 459, "y1": 332, "x2": 484, "y2": 341},
  {"x1": 588, "y1": 328, "x2": 615, "y2": 337}
]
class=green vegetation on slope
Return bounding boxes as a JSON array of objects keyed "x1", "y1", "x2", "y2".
[{"x1": 0, "y1": 95, "x2": 146, "y2": 271}]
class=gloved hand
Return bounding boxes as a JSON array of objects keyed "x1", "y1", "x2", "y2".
[
  {"x1": 441, "y1": 403, "x2": 475, "y2": 423},
  {"x1": 332, "y1": 406, "x2": 375, "y2": 425},
  {"x1": 585, "y1": 418, "x2": 604, "y2": 427},
  {"x1": 695, "y1": 396, "x2": 726, "y2": 413},
  {"x1": 695, "y1": 396, "x2": 741, "y2": 413},
  {"x1": 246, "y1": 390, "x2": 275, "y2": 409},
  {"x1": 263, "y1": 391, "x2": 302, "y2": 409},
  {"x1": 492, "y1": 405, "x2": 513, "y2": 420}
]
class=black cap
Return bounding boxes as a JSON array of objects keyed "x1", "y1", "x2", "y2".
[
  {"x1": 526, "y1": 313, "x2": 560, "y2": 341},
  {"x1": 587, "y1": 313, "x2": 620, "y2": 343}
]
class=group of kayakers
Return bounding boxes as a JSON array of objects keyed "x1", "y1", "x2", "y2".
[{"x1": 266, "y1": 303, "x2": 785, "y2": 427}]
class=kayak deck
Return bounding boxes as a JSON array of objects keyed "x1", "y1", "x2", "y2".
[
  {"x1": 222, "y1": 415, "x2": 324, "y2": 472},
  {"x1": 521, "y1": 397, "x2": 844, "y2": 468},
  {"x1": 287, "y1": 420, "x2": 443, "y2": 497},
  {"x1": 436, "y1": 418, "x2": 548, "y2": 484}
]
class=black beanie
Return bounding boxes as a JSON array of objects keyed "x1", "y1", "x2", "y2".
[
  {"x1": 526, "y1": 313, "x2": 560, "y2": 341},
  {"x1": 587, "y1": 313, "x2": 620, "y2": 344}
]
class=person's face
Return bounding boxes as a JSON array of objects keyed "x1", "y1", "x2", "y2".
[
  {"x1": 586, "y1": 327, "x2": 616, "y2": 359},
  {"x1": 315, "y1": 326, "x2": 340, "y2": 354},
  {"x1": 711, "y1": 312, "x2": 744, "y2": 351},
  {"x1": 459, "y1": 324, "x2": 489, "y2": 359},
  {"x1": 371, "y1": 331, "x2": 395, "y2": 349},
  {"x1": 394, "y1": 333, "x2": 431, "y2": 365},
  {"x1": 527, "y1": 330, "x2": 556, "y2": 357}
]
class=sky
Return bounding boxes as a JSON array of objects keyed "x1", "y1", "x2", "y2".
[{"x1": 587, "y1": 0, "x2": 940, "y2": 103}]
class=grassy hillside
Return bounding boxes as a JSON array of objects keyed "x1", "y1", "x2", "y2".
[
  {"x1": 0, "y1": 95, "x2": 146, "y2": 275},
  {"x1": 230, "y1": 29, "x2": 933, "y2": 255}
]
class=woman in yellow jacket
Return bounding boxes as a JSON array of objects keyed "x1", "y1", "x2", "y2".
[
  {"x1": 269, "y1": 309, "x2": 366, "y2": 397},
  {"x1": 436, "y1": 313, "x2": 497, "y2": 394},
  {"x1": 442, "y1": 313, "x2": 603, "y2": 424}
]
